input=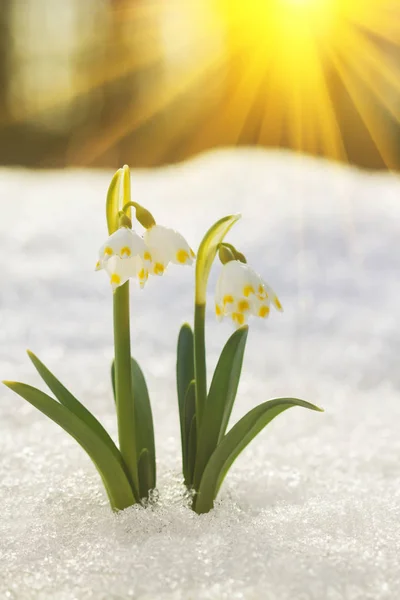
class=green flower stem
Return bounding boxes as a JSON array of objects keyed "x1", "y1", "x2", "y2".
[
  {"x1": 194, "y1": 302, "x2": 207, "y2": 428},
  {"x1": 113, "y1": 281, "x2": 139, "y2": 495}
]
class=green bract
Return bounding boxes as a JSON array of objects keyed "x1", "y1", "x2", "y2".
[
  {"x1": 177, "y1": 215, "x2": 323, "y2": 514},
  {"x1": 195, "y1": 214, "x2": 240, "y2": 305}
]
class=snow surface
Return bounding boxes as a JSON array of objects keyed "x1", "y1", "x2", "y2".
[{"x1": 1, "y1": 149, "x2": 400, "y2": 599}]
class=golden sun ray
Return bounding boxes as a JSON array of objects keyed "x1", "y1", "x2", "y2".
[
  {"x1": 72, "y1": 49, "x2": 227, "y2": 165},
  {"x1": 10, "y1": 0, "x2": 396, "y2": 170}
]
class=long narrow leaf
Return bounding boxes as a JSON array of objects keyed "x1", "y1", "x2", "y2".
[
  {"x1": 3, "y1": 382, "x2": 138, "y2": 510},
  {"x1": 187, "y1": 415, "x2": 197, "y2": 489},
  {"x1": 193, "y1": 326, "x2": 248, "y2": 489},
  {"x1": 177, "y1": 324, "x2": 194, "y2": 475},
  {"x1": 138, "y1": 448, "x2": 152, "y2": 500},
  {"x1": 183, "y1": 380, "x2": 196, "y2": 485},
  {"x1": 111, "y1": 360, "x2": 116, "y2": 402},
  {"x1": 194, "y1": 398, "x2": 323, "y2": 514},
  {"x1": 28, "y1": 350, "x2": 122, "y2": 464},
  {"x1": 130, "y1": 357, "x2": 156, "y2": 491},
  {"x1": 217, "y1": 327, "x2": 248, "y2": 440},
  {"x1": 111, "y1": 357, "x2": 156, "y2": 492}
]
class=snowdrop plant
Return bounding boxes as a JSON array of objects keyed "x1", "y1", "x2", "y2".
[
  {"x1": 3, "y1": 165, "x2": 193, "y2": 512},
  {"x1": 176, "y1": 215, "x2": 322, "y2": 514}
]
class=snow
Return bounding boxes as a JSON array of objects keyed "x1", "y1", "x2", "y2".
[{"x1": 1, "y1": 149, "x2": 400, "y2": 599}]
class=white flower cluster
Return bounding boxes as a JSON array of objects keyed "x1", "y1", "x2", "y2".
[
  {"x1": 215, "y1": 260, "x2": 282, "y2": 327},
  {"x1": 96, "y1": 225, "x2": 195, "y2": 290}
]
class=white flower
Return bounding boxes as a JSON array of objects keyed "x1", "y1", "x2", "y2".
[
  {"x1": 215, "y1": 260, "x2": 282, "y2": 327},
  {"x1": 143, "y1": 225, "x2": 195, "y2": 276},
  {"x1": 104, "y1": 255, "x2": 148, "y2": 290},
  {"x1": 96, "y1": 227, "x2": 148, "y2": 289}
]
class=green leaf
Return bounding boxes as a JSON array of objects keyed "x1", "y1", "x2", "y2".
[
  {"x1": 183, "y1": 380, "x2": 196, "y2": 486},
  {"x1": 130, "y1": 357, "x2": 156, "y2": 492},
  {"x1": 3, "y1": 381, "x2": 138, "y2": 510},
  {"x1": 177, "y1": 323, "x2": 194, "y2": 475},
  {"x1": 193, "y1": 326, "x2": 248, "y2": 490},
  {"x1": 111, "y1": 360, "x2": 116, "y2": 402},
  {"x1": 187, "y1": 414, "x2": 197, "y2": 489},
  {"x1": 195, "y1": 214, "x2": 241, "y2": 305},
  {"x1": 137, "y1": 448, "x2": 152, "y2": 500},
  {"x1": 111, "y1": 357, "x2": 156, "y2": 493},
  {"x1": 194, "y1": 398, "x2": 323, "y2": 514},
  {"x1": 106, "y1": 168, "x2": 123, "y2": 235},
  {"x1": 27, "y1": 350, "x2": 122, "y2": 465}
]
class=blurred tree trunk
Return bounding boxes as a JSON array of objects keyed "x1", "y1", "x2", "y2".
[{"x1": 0, "y1": 0, "x2": 11, "y2": 119}]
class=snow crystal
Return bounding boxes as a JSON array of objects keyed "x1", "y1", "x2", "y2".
[{"x1": 0, "y1": 149, "x2": 399, "y2": 599}]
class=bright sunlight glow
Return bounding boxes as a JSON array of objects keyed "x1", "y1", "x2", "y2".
[{"x1": 15, "y1": 0, "x2": 397, "y2": 170}]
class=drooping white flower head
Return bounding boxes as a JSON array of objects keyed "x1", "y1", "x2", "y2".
[
  {"x1": 215, "y1": 260, "x2": 282, "y2": 327},
  {"x1": 143, "y1": 225, "x2": 195, "y2": 276},
  {"x1": 96, "y1": 226, "x2": 148, "y2": 289}
]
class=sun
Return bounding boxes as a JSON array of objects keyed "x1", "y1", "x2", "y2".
[{"x1": 180, "y1": 0, "x2": 398, "y2": 169}]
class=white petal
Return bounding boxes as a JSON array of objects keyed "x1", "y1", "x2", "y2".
[
  {"x1": 97, "y1": 227, "x2": 146, "y2": 270},
  {"x1": 144, "y1": 224, "x2": 194, "y2": 275},
  {"x1": 168, "y1": 231, "x2": 194, "y2": 266},
  {"x1": 262, "y1": 280, "x2": 283, "y2": 311},
  {"x1": 218, "y1": 261, "x2": 250, "y2": 309},
  {"x1": 143, "y1": 226, "x2": 171, "y2": 275},
  {"x1": 214, "y1": 260, "x2": 281, "y2": 324},
  {"x1": 104, "y1": 255, "x2": 147, "y2": 290}
]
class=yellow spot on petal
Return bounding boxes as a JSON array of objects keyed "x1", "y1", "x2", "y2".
[
  {"x1": 144, "y1": 251, "x2": 152, "y2": 261},
  {"x1": 95, "y1": 260, "x2": 101, "y2": 270},
  {"x1": 104, "y1": 246, "x2": 113, "y2": 256},
  {"x1": 274, "y1": 297, "x2": 283, "y2": 311},
  {"x1": 232, "y1": 312, "x2": 245, "y2": 325},
  {"x1": 120, "y1": 246, "x2": 131, "y2": 257},
  {"x1": 243, "y1": 285, "x2": 255, "y2": 297},
  {"x1": 110, "y1": 273, "x2": 121, "y2": 285},
  {"x1": 138, "y1": 268, "x2": 145, "y2": 279},
  {"x1": 258, "y1": 284, "x2": 266, "y2": 299},
  {"x1": 176, "y1": 249, "x2": 189, "y2": 264},
  {"x1": 154, "y1": 263, "x2": 165, "y2": 275},
  {"x1": 215, "y1": 304, "x2": 222, "y2": 316},
  {"x1": 238, "y1": 299, "x2": 250, "y2": 313},
  {"x1": 258, "y1": 305, "x2": 270, "y2": 318},
  {"x1": 223, "y1": 295, "x2": 234, "y2": 305},
  {"x1": 190, "y1": 248, "x2": 196, "y2": 258}
]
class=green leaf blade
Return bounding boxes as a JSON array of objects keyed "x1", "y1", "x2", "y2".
[
  {"x1": 3, "y1": 381, "x2": 138, "y2": 510},
  {"x1": 27, "y1": 350, "x2": 122, "y2": 465},
  {"x1": 194, "y1": 397, "x2": 323, "y2": 514},
  {"x1": 138, "y1": 448, "x2": 152, "y2": 500},
  {"x1": 187, "y1": 414, "x2": 197, "y2": 490},
  {"x1": 177, "y1": 323, "x2": 195, "y2": 475},
  {"x1": 130, "y1": 357, "x2": 156, "y2": 492},
  {"x1": 183, "y1": 380, "x2": 196, "y2": 486},
  {"x1": 193, "y1": 326, "x2": 248, "y2": 490},
  {"x1": 111, "y1": 356, "x2": 156, "y2": 493}
]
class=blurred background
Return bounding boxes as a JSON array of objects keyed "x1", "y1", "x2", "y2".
[{"x1": 0, "y1": 0, "x2": 399, "y2": 170}]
